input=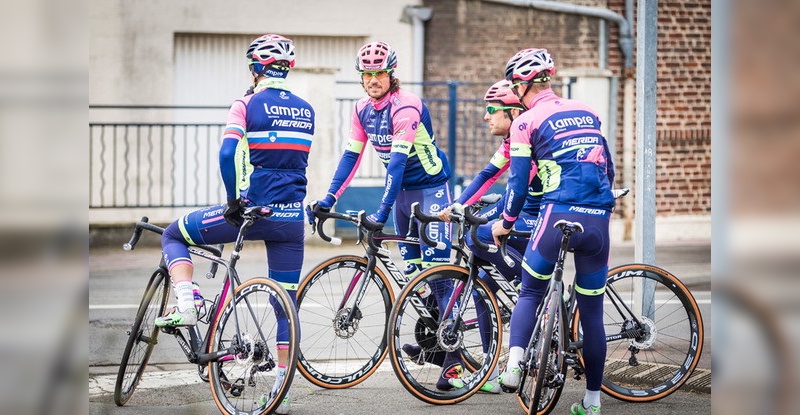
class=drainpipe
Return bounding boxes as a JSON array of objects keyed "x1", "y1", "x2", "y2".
[
  {"x1": 484, "y1": 0, "x2": 635, "y2": 240},
  {"x1": 402, "y1": 6, "x2": 433, "y2": 97},
  {"x1": 622, "y1": 0, "x2": 635, "y2": 241},
  {"x1": 485, "y1": 0, "x2": 633, "y2": 68}
]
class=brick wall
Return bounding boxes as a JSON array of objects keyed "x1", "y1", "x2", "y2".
[{"x1": 423, "y1": 0, "x2": 711, "y2": 216}]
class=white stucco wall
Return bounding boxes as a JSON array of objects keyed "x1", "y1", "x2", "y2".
[{"x1": 90, "y1": 0, "x2": 422, "y2": 105}]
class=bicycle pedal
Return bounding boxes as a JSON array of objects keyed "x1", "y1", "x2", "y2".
[{"x1": 160, "y1": 326, "x2": 178, "y2": 335}]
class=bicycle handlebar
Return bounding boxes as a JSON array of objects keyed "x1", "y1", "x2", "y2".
[
  {"x1": 410, "y1": 203, "x2": 448, "y2": 250},
  {"x1": 309, "y1": 204, "x2": 386, "y2": 251},
  {"x1": 309, "y1": 204, "x2": 356, "y2": 245},
  {"x1": 122, "y1": 217, "x2": 223, "y2": 258}
]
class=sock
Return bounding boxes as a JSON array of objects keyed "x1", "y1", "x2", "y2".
[
  {"x1": 272, "y1": 366, "x2": 286, "y2": 393},
  {"x1": 174, "y1": 281, "x2": 195, "y2": 312},
  {"x1": 272, "y1": 366, "x2": 287, "y2": 396},
  {"x1": 583, "y1": 389, "x2": 601, "y2": 408},
  {"x1": 507, "y1": 346, "x2": 524, "y2": 371}
]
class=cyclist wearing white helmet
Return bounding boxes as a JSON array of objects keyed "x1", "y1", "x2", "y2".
[
  {"x1": 159, "y1": 34, "x2": 312, "y2": 415},
  {"x1": 308, "y1": 41, "x2": 461, "y2": 390},
  {"x1": 492, "y1": 48, "x2": 615, "y2": 415}
]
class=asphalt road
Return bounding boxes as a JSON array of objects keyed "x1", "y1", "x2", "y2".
[{"x1": 89, "y1": 238, "x2": 711, "y2": 414}]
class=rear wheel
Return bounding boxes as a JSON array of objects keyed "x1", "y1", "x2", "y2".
[
  {"x1": 208, "y1": 278, "x2": 299, "y2": 415},
  {"x1": 571, "y1": 264, "x2": 704, "y2": 402},
  {"x1": 517, "y1": 291, "x2": 565, "y2": 415},
  {"x1": 114, "y1": 269, "x2": 170, "y2": 406},
  {"x1": 296, "y1": 256, "x2": 394, "y2": 388}
]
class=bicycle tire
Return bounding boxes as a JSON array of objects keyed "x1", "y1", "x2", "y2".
[
  {"x1": 208, "y1": 277, "x2": 300, "y2": 415},
  {"x1": 295, "y1": 255, "x2": 394, "y2": 389},
  {"x1": 571, "y1": 264, "x2": 705, "y2": 402},
  {"x1": 387, "y1": 265, "x2": 502, "y2": 405},
  {"x1": 517, "y1": 290, "x2": 566, "y2": 415},
  {"x1": 114, "y1": 269, "x2": 170, "y2": 406}
]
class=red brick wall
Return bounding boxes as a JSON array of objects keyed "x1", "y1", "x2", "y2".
[{"x1": 423, "y1": 0, "x2": 711, "y2": 216}]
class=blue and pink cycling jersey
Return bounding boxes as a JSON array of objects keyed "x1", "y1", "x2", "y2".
[
  {"x1": 219, "y1": 79, "x2": 315, "y2": 206},
  {"x1": 501, "y1": 88, "x2": 615, "y2": 228},
  {"x1": 325, "y1": 89, "x2": 450, "y2": 218}
]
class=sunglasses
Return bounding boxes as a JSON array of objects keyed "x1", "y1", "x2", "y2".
[
  {"x1": 510, "y1": 80, "x2": 531, "y2": 90},
  {"x1": 360, "y1": 69, "x2": 393, "y2": 81},
  {"x1": 486, "y1": 105, "x2": 521, "y2": 114}
]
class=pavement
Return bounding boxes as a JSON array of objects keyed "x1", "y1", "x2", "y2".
[{"x1": 89, "y1": 236, "x2": 711, "y2": 415}]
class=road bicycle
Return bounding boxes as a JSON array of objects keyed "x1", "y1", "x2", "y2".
[
  {"x1": 296, "y1": 205, "x2": 476, "y2": 392},
  {"x1": 508, "y1": 220, "x2": 704, "y2": 415},
  {"x1": 386, "y1": 196, "x2": 516, "y2": 404},
  {"x1": 388, "y1": 196, "x2": 704, "y2": 411},
  {"x1": 113, "y1": 207, "x2": 300, "y2": 415}
]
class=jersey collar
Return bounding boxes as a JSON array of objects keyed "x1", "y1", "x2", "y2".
[
  {"x1": 370, "y1": 90, "x2": 394, "y2": 111},
  {"x1": 524, "y1": 88, "x2": 556, "y2": 109},
  {"x1": 254, "y1": 78, "x2": 289, "y2": 93}
]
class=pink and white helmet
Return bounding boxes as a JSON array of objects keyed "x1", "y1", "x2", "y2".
[
  {"x1": 484, "y1": 80, "x2": 522, "y2": 106},
  {"x1": 355, "y1": 41, "x2": 398, "y2": 71},
  {"x1": 504, "y1": 48, "x2": 555, "y2": 82},
  {"x1": 247, "y1": 34, "x2": 296, "y2": 68}
]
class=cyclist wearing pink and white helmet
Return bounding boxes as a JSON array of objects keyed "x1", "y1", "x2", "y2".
[
  {"x1": 420, "y1": 80, "x2": 544, "y2": 394},
  {"x1": 493, "y1": 48, "x2": 615, "y2": 415},
  {"x1": 159, "y1": 34, "x2": 312, "y2": 415},
  {"x1": 309, "y1": 41, "x2": 460, "y2": 391}
]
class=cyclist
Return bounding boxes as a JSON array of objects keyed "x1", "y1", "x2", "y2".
[
  {"x1": 492, "y1": 48, "x2": 615, "y2": 415},
  {"x1": 156, "y1": 34, "x2": 314, "y2": 415},
  {"x1": 408, "y1": 80, "x2": 543, "y2": 394},
  {"x1": 306, "y1": 41, "x2": 462, "y2": 390}
]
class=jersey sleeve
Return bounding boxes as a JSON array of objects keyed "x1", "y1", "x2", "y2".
[
  {"x1": 219, "y1": 99, "x2": 247, "y2": 200},
  {"x1": 326, "y1": 102, "x2": 368, "y2": 198},
  {"x1": 457, "y1": 142, "x2": 509, "y2": 206},
  {"x1": 502, "y1": 121, "x2": 537, "y2": 229},
  {"x1": 377, "y1": 105, "x2": 420, "y2": 213}
]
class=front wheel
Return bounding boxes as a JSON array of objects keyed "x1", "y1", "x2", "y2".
[
  {"x1": 114, "y1": 269, "x2": 170, "y2": 406},
  {"x1": 388, "y1": 266, "x2": 502, "y2": 405},
  {"x1": 208, "y1": 278, "x2": 299, "y2": 415},
  {"x1": 572, "y1": 264, "x2": 705, "y2": 402},
  {"x1": 296, "y1": 255, "x2": 394, "y2": 388}
]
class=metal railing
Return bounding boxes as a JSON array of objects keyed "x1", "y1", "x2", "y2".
[{"x1": 90, "y1": 81, "x2": 571, "y2": 209}]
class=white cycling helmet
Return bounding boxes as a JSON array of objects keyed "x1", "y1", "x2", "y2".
[{"x1": 504, "y1": 48, "x2": 555, "y2": 82}]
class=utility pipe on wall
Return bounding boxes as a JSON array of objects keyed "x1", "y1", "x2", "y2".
[
  {"x1": 402, "y1": 6, "x2": 433, "y2": 97},
  {"x1": 485, "y1": 0, "x2": 634, "y2": 68}
]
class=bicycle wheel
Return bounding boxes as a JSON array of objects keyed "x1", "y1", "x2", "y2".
[
  {"x1": 571, "y1": 264, "x2": 704, "y2": 402},
  {"x1": 208, "y1": 278, "x2": 299, "y2": 415},
  {"x1": 517, "y1": 290, "x2": 566, "y2": 415},
  {"x1": 388, "y1": 265, "x2": 502, "y2": 405},
  {"x1": 114, "y1": 269, "x2": 170, "y2": 406},
  {"x1": 296, "y1": 255, "x2": 394, "y2": 388}
]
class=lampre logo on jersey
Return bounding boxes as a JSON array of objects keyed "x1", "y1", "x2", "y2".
[
  {"x1": 547, "y1": 115, "x2": 596, "y2": 132},
  {"x1": 264, "y1": 104, "x2": 312, "y2": 120},
  {"x1": 368, "y1": 133, "x2": 393, "y2": 145}
]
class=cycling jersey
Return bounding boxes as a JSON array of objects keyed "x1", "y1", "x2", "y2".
[
  {"x1": 324, "y1": 89, "x2": 450, "y2": 219},
  {"x1": 501, "y1": 88, "x2": 615, "y2": 228},
  {"x1": 219, "y1": 78, "x2": 315, "y2": 206},
  {"x1": 457, "y1": 138, "x2": 542, "y2": 217}
]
